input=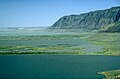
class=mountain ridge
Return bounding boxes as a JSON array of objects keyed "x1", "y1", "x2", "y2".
[{"x1": 49, "y1": 6, "x2": 120, "y2": 32}]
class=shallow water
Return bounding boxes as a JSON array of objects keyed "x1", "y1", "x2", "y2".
[
  {"x1": 0, "y1": 28, "x2": 103, "y2": 53},
  {"x1": 0, "y1": 28, "x2": 79, "y2": 36},
  {"x1": 0, "y1": 55, "x2": 120, "y2": 79}
]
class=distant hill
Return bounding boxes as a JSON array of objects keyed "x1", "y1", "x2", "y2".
[{"x1": 49, "y1": 6, "x2": 120, "y2": 32}]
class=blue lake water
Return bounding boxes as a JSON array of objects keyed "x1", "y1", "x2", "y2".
[{"x1": 0, "y1": 55, "x2": 120, "y2": 79}]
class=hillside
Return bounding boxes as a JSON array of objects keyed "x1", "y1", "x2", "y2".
[{"x1": 49, "y1": 6, "x2": 120, "y2": 32}]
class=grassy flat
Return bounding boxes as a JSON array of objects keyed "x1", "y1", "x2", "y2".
[{"x1": 85, "y1": 33, "x2": 120, "y2": 56}]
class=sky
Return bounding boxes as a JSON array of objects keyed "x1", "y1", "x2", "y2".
[{"x1": 0, "y1": 0, "x2": 120, "y2": 27}]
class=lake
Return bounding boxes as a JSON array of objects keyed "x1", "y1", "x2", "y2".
[{"x1": 0, "y1": 55, "x2": 120, "y2": 79}]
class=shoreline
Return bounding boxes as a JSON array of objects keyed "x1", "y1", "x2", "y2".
[
  {"x1": 98, "y1": 69, "x2": 120, "y2": 79},
  {"x1": 0, "y1": 53, "x2": 120, "y2": 56}
]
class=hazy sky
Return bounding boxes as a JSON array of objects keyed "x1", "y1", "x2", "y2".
[{"x1": 0, "y1": 0, "x2": 120, "y2": 27}]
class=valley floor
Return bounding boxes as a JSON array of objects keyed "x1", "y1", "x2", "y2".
[{"x1": 0, "y1": 32, "x2": 120, "y2": 56}]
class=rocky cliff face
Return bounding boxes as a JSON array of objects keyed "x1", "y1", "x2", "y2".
[{"x1": 49, "y1": 7, "x2": 120, "y2": 32}]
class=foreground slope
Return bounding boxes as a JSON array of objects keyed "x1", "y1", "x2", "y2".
[{"x1": 98, "y1": 69, "x2": 120, "y2": 79}]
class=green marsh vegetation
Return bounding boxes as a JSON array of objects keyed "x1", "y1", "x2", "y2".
[
  {"x1": 0, "y1": 33, "x2": 120, "y2": 56},
  {"x1": 0, "y1": 34, "x2": 92, "y2": 55},
  {"x1": 0, "y1": 34, "x2": 87, "y2": 54},
  {"x1": 85, "y1": 33, "x2": 120, "y2": 56}
]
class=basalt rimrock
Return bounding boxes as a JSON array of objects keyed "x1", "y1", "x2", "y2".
[{"x1": 49, "y1": 6, "x2": 120, "y2": 32}]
